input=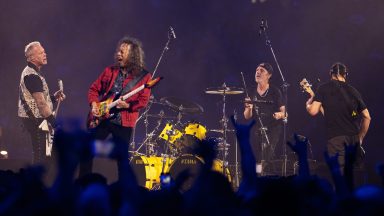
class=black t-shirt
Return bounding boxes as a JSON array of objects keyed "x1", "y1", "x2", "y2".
[
  {"x1": 250, "y1": 84, "x2": 284, "y2": 128},
  {"x1": 24, "y1": 74, "x2": 43, "y2": 93},
  {"x1": 314, "y1": 80, "x2": 366, "y2": 139}
]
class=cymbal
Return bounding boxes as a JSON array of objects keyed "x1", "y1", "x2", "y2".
[
  {"x1": 243, "y1": 99, "x2": 274, "y2": 104},
  {"x1": 160, "y1": 97, "x2": 204, "y2": 114},
  {"x1": 146, "y1": 113, "x2": 177, "y2": 119},
  {"x1": 217, "y1": 142, "x2": 230, "y2": 148},
  {"x1": 205, "y1": 86, "x2": 244, "y2": 95},
  {"x1": 209, "y1": 129, "x2": 235, "y2": 133}
]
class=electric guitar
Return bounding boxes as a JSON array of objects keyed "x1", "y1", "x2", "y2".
[
  {"x1": 39, "y1": 79, "x2": 63, "y2": 156},
  {"x1": 87, "y1": 77, "x2": 163, "y2": 129}
]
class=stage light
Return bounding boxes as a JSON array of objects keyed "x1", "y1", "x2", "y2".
[{"x1": 0, "y1": 150, "x2": 8, "y2": 159}]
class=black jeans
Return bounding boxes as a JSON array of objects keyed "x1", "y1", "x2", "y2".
[
  {"x1": 327, "y1": 135, "x2": 364, "y2": 172},
  {"x1": 79, "y1": 121, "x2": 132, "y2": 178},
  {"x1": 21, "y1": 118, "x2": 50, "y2": 165}
]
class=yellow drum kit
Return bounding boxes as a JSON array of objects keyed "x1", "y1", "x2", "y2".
[{"x1": 130, "y1": 86, "x2": 243, "y2": 190}]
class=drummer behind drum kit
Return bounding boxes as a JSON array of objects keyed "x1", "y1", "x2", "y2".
[{"x1": 129, "y1": 84, "x2": 246, "y2": 190}]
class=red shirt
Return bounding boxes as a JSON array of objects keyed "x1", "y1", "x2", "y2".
[{"x1": 88, "y1": 65, "x2": 152, "y2": 127}]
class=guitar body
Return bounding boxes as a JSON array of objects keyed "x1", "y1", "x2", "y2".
[{"x1": 86, "y1": 96, "x2": 114, "y2": 129}]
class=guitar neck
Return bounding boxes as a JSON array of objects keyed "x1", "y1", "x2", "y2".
[
  {"x1": 108, "y1": 84, "x2": 146, "y2": 109},
  {"x1": 307, "y1": 89, "x2": 315, "y2": 97},
  {"x1": 54, "y1": 100, "x2": 61, "y2": 117}
]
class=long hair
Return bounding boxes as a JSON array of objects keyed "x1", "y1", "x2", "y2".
[{"x1": 115, "y1": 36, "x2": 145, "y2": 75}]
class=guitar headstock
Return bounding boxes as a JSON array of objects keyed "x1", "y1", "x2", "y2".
[
  {"x1": 145, "y1": 77, "x2": 163, "y2": 88},
  {"x1": 299, "y1": 78, "x2": 314, "y2": 96},
  {"x1": 58, "y1": 79, "x2": 64, "y2": 92}
]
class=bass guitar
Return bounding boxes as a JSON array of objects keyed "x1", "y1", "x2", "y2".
[
  {"x1": 299, "y1": 78, "x2": 324, "y2": 115},
  {"x1": 87, "y1": 77, "x2": 163, "y2": 129},
  {"x1": 299, "y1": 78, "x2": 314, "y2": 97}
]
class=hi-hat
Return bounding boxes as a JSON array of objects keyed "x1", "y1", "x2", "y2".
[
  {"x1": 205, "y1": 86, "x2": 244, "y2": 95},
  {"x1": 160, "y1": 97, "x2": 204, "y2": 114}
]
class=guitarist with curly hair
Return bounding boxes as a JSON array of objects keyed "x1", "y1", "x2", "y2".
[{"x1": 81, "y1": 36, "x2": 153, "y2": 177}]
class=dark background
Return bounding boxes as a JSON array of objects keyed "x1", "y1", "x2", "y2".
[{"x1": 0, "y1": 0, "x2": 383, "y2": 183}]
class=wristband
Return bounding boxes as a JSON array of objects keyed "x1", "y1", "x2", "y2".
[{"x1": 46, "y1": 114, "x2": 56, "y2": 127}]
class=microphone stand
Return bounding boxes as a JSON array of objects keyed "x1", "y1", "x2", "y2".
[
  {"x1": 260, "y1": 19, "x2": 290, "y2": 176},
  {"x1": 151, "y1": 27, "x2": 175, "y2": 78},
  {"x1": 130, "y1": 27, "x2": 176, "y2": 151}
]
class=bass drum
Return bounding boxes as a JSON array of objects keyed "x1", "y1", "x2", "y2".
[
  {"x1": 168, "y1": 154, "x2": 231, "y2": 191},
  {"x1": 130, "y1": 156, "x2": 172, "y2": 189}
]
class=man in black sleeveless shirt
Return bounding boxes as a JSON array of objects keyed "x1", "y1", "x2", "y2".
[{"x1": 18, "y1": 41, "x2": 65, "y2": 165}]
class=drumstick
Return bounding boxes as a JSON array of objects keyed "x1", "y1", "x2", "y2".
[{"x1": 240, "y1": 72, "x2": 250, "y2": 99}]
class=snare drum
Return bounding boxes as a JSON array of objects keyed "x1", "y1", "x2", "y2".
[
  {"x1": 168, "y1": 154, "x2": 231, "y2": 191},
  {"x1": 130, "y1": 156, "x2": 173, "y2": 189},
  {"x1": 184, "y1": 122, "x2": 207, "y2": 140}
]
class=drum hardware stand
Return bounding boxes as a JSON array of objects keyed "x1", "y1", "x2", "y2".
[
  {"x1": 260, "y1": 19, "x2": 289, "y2": 176},
  {"x1": 160, "y1": 130, "x2": 174, "y2": 174},
  {"x1": 135, "y1": 113, "x2": 163, "y2": 155},
  {"x1": 233, "y1": 110, "x2": 240, "y2": 188},
  {"x1": 131, "y1": 95, "x2": 154, "y2": 151},
  {"x1": 176, "y1": 106, "x2": 183, "y2": 125},
  {"x1": 253, "y1": 105, "x2": 270, "y2": 176},
  {"x1": 219, "y1": 83, "x2": 230, "y2": 175}
]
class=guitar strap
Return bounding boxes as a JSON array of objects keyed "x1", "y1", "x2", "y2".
[{"x1": 120, "y1": 69, "x2": 149, "y2": 95}]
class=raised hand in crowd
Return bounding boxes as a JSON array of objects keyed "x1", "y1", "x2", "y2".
[
  {"x1": 324, "y1": 151, "x2": 349, "y2": 197},
  {"x1": 287, "y1": 134, "x2": 310, "y2": 178},
  {"x1": 230, "y1": 115, "x2": 257, "y2": 181},
  {"x1": 230, "y1": 115, "x2": 258, "y2": 199}
]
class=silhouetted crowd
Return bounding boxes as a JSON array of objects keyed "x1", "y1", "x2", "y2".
[{"x1": 1, "y1": 117, "x2": 383, "y2": 216}]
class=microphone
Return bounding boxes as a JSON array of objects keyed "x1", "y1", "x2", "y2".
[
  {"x1": 169, "y1": 26, "x2": 176, "y2": 39},
  {"x1": 259, "y1": 19, "x2": 267, "y2": 35}
]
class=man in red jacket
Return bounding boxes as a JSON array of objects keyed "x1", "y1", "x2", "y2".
[{"x1": 80, "y1": 36, "x2": 151, "y2": 177}]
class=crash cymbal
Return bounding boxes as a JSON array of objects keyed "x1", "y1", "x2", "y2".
[
  {"x1": 160, "y1": 97, "x2": 204, "y2": 114},
  {"x1": 146, "y1": 113, "x2": 177, "y2": 119},
  {"x1": 205, "y1": 86, "x2": 244, "y2": 95}
]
